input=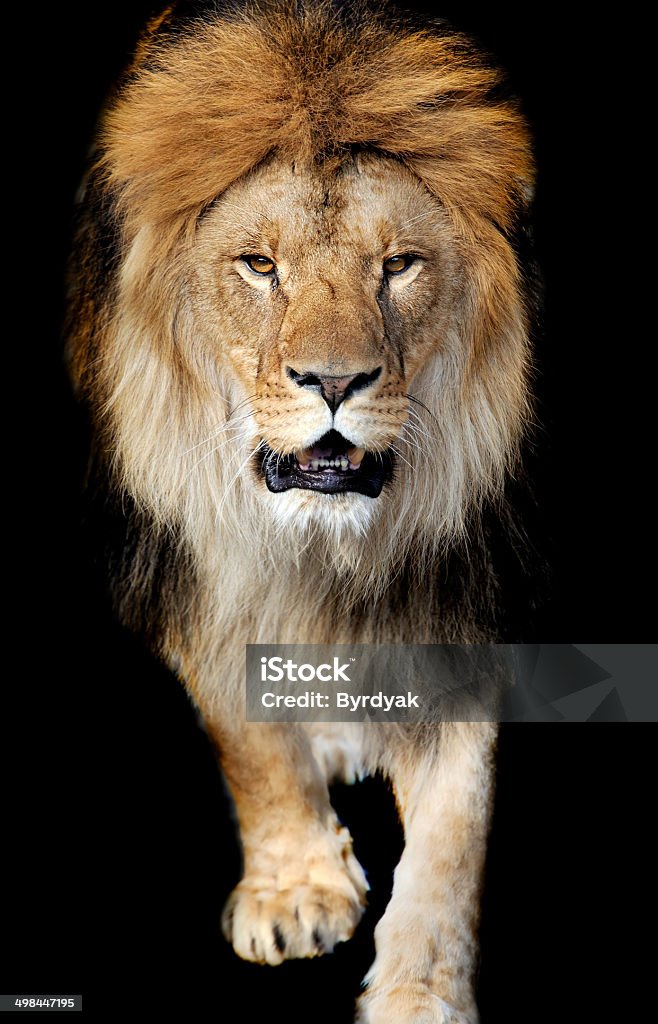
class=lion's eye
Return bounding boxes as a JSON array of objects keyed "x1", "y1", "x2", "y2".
[
  {"x1": 383, "y1": 254, "x2": 416, "y2": 276},
  {"x1": 242, "y1": 254, "x2": 276, "y2": 275}
]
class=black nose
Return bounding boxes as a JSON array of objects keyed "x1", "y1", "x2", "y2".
[{"x1": 287, "y1": 366, "x2": 382, "y2": 411}]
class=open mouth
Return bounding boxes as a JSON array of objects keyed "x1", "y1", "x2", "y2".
[{"x1": 258, "y1": 430, "x2": 394, "y2": 498}]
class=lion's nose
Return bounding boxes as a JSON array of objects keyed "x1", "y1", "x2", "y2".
[{"x1": 287, "y1": 366, "x2": 382, "y2": 411}]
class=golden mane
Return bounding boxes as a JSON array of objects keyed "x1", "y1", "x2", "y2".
[{"x1": 102, "y1": 1, "x2": 532, "y2": 237}]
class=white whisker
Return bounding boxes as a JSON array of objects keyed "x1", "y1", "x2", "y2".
[
  {"x1": 214, "y1": 439, "x2": 267, "y2": 526},
  {"x1": 389, "y1": 443, "x2": 414, "y2": 471},
  {"x1": 182, "y1": 419, "x2": 252, "y2": 456}
]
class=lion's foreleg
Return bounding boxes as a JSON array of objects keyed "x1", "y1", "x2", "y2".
[
  {"x1": 357, "y1": 722, "x2": 497, "y2": 1024},
  {"x1": 211, "y1": 721, "x2": 368, "y2": 965}
]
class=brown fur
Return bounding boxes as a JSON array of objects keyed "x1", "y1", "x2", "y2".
[{"x1": 67, "y1": 3, "x2": 536, "y2": 1022}]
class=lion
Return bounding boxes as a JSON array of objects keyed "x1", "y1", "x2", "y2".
[{"x1": 66, "y1": 2, "x2": 536, "y2": 1021}]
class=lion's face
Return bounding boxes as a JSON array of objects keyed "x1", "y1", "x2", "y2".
[{"x1": 191, "y1": 152, "x2": 460, "y2": 531}]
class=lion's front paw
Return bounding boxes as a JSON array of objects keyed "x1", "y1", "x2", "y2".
[
  {"x1": 222, "y1": 877, "x2": 365, "y2": 965},
  {"x1": 222, "y1": 823, "x2": 368, "y2": 965},
  {"x1": 356, "y1": 986, "x2": 477, "y2": 1024}
]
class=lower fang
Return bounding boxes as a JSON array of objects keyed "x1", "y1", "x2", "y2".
[
  {"x1": 347, "y1": 446, "x2": 365, "y2": 467},
  {"x1": 296, "y1": 448, "x2": 313, "y2": 469}
]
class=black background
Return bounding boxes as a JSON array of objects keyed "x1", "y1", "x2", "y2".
[{"x1": 5, "y1": 2, "x2": 653, "y2": 1020}]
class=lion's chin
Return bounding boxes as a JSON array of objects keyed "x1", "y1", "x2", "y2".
[{"x1": 263, "y1": 487, "x2": 380, "y2": 542}]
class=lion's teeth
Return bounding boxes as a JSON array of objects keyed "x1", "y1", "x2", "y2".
[
  {"x1": 296, "y1": 448, "x2": 312, "y2": 470},
  {"x1": 347, "y1": 446, "x2": 365, "y2": 467},
  {"x1": 306, "y1": 450, "x2": 363, "y2": 472}
]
